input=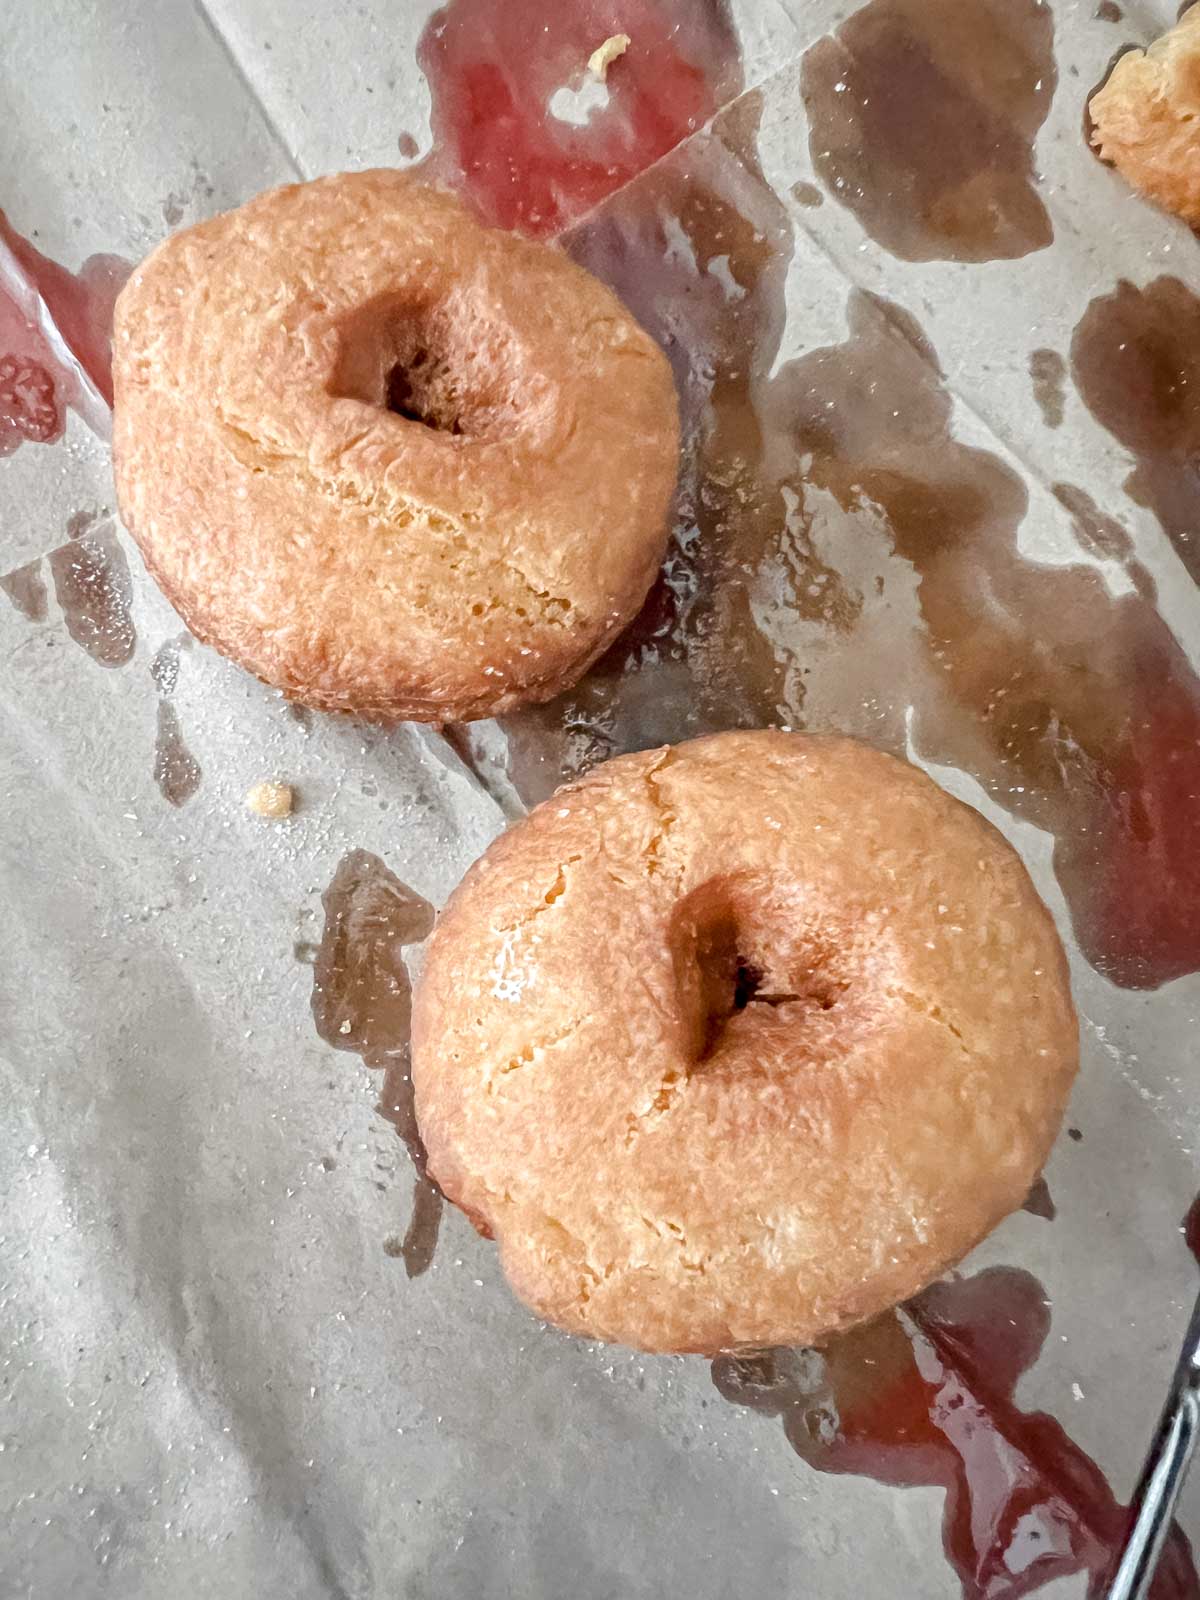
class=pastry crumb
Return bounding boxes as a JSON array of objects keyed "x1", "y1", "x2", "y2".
[
  {"x1": 588, "y1": 33, "x2": 630, "y2": 80},
  {"x1": 245, "y1": 780, "x2": 294, "y2": 818}
]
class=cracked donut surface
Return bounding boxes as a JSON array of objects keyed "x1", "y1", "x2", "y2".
[
  {"x1": 412, "y1": 731, "x2": 1078, "y2": 1354},
  {"x1": 111, "y1": 170, "x2": 678, "y2": 720}
]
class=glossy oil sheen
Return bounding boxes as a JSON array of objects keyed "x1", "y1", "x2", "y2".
[
  {"x1": 417, "y1": 0, "x2": 740, "y2": 235},
  {"x1": 47, "y1": 514, "x2": 136, "y2": 669},
  {"x1": 310, "y1": 851, "x2": 440, "y2": 1278},
  {"x1": 714, "y1": 1269, "x2": 1199, "y2": 1599},
  {"x1": 801, "y1": 0, "x2": 1055, "y2": 261},
  {"x1": 499, "y1": 96, "x2": 1200, "y2": 988},
  {"x1": 0, "y1": 209, "x2": 128, "y2": 452}
]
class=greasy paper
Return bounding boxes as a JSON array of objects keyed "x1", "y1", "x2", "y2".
[{"x1": 2, "y1": 3, "x2": 1199, "y2": 1597}]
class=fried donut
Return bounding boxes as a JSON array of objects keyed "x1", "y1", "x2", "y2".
[
  {"x1": 412, "y1": 731, "x2": 1078, "y2": 1354},
  {"x1": 111, "y1": 171, "x2": 678, "y2": 721},
  {"x1": 1089, "y1": 8, "x2": 1200, "y2": 226}
]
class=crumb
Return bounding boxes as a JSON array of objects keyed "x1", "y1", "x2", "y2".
[
  {"x1": 245, "y1": 780, "x2": 294, "y2": 818},
  {"x1": 588, "y1": 33, "x2": 631, "y2": 81}
]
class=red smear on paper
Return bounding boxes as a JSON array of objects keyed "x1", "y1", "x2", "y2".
[
  {"x1": 417, "y1": 0, "x2": 741, "y2": 234},
  {"x1": 0, "y1": 210, "x2": 129, "y2": 455},
  {"x1": 714, "y1": 1268, "x2": 1199, "y2": 1598}
]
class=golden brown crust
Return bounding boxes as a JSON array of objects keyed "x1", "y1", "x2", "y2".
[
  {"x1": 111, "y1": 171, "x2": 679, "y2": 721},
  {"x1": 1090, "y1": 9, "x2": 1200, "y2": 225},
  {"x1": 412, "y1": 731, "x2": 1079, "y2": 1355}
]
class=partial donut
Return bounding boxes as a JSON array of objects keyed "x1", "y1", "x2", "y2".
[
  {"x1": 1089, "y1": 9, "x2": 1200, "y2": 226},
  {"x1": 412, "y1": 731, "x2": 1078, "y2": 1354},
  {"x1": 111, "y1": 171, "x2": 679, "y2": 721}
]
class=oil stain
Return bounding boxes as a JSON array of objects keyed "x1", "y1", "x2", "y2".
[
  {"x1": 504, "y1": 90, "x2": 849, "y2": 800},
  {"x1": 1071, "y1": 277, "x2": 1200, "y2": 586},
  {"x1": 48, "y1": 514, "x2": 135, "y2": 667},
  {"x1": 310, "y1": 850, "x2": 440, "y2": 1277},
  {"x1": 153, "y1": 702, "x2": 201, "y2": 807},
  {"x1": 801, "y1": 0, "x2": 1056, "y2": 262},
  {"x1": 1050, "y1": 482, "x2": 1142, "y2": 575},
  {"x1": 1029, "y1": 348, "x2": 1067, "y2": 429},
  {"x1": 377, "y1": 1057, "x2": 444, "y2": 1279},
  {"x1": 149, "y1": 634, "x2": 200, "y2": 806},
  {"x1": 1021, "y1": 1174, "x2": 1057, "y2": 1220},
  {"x1": 150, "y1": 636, "x2": 184, "y2": 695},
  {"x1": 502, "y1": 92, "x2": 1200, "y2": 989},
  {"x1": 0, "y1": 556, "x2": 48, "y2": 621},
  {"x1": 776, "y1": 288, "x2": 1200, "y2": 989}
]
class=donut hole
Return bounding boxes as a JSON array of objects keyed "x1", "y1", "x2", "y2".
[
  {"x1": 328, "y1": 294, "x2": 526, "y2": 439},
  {"x1": 385, "y1": 347, "x2": 464, "y2": 434},
  {"x1": 731, "y1": 957, "x2": 765, "y2": 1012},
  {"x1": 669, "y1": 876, "x2": 850, "y2": 1065}
]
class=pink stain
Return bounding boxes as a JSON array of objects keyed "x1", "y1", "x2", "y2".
[
  {"x1": 417, "y1": 0, "x2": 741, "y2": 235},
  {"x1": 0, "y1": 210, "x2": 130, "y2": 455}
]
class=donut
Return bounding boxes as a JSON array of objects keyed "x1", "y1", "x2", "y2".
[
  {"x1": 1089, "y1": 9, "x2": 1200, "y2": 226},
  {"x1": 110, "y1": 171, "x2": 678, "y2": 721},
  {"x1": 412, "y1": 731, "x2": 1078, "y2": 1354}
]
